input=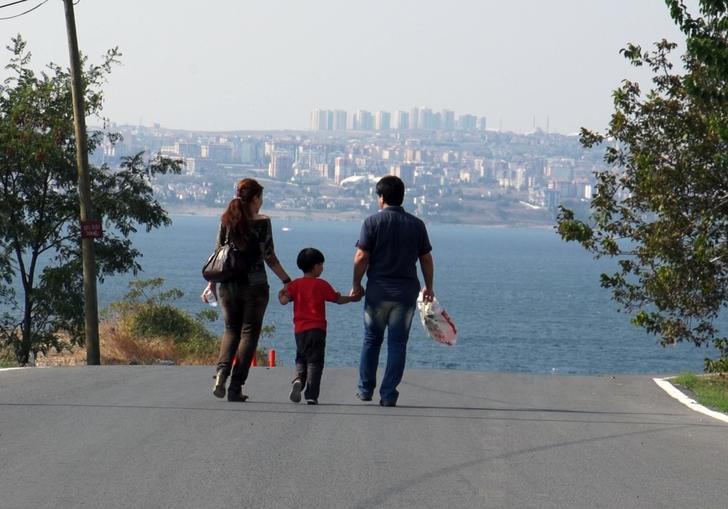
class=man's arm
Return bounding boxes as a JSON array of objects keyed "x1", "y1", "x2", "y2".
[
  {"x1": 351, "y1": 248, "x2": 369, "y2": 298},
  {"x1": 419, "y1": 251, "x2": 434, "y2": 302}
]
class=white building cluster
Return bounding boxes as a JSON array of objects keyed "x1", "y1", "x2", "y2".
[{"x1": 310, "y1": 107, "x2": 487, "y2": 132}]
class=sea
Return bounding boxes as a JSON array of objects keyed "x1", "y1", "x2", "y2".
[{"x1": 94, "y1": 214, "x2": 717, "y2": 375}]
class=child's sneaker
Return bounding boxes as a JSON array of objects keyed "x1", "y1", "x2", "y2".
[
  {"x1": 306, "y1": 399, "x2": 318, "y2": 405},
  {"x1": 289, "y1": 379, "x2": 303, "y2": 403}
]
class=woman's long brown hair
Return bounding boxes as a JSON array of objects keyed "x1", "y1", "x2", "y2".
[{"x1": 221, "y1": 178, "x2": 263, "y2": 246}]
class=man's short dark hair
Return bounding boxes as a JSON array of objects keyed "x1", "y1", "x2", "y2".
[
  {"x1": 376, "y1": 176, "x2": 405, "y2": 206},
  {"x1": 297, "y1": 247, "x2": 325, "y2": 273}
]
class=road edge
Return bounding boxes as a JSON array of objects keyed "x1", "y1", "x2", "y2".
[{"x1": 653, "y1": 377, "x2": 728, "y2": 424}]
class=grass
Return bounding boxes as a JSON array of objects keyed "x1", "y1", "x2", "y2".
[
  {"x1": 2, "y1": 324, "x2": 273, "y2": 368},
  {"x1": 673, "y1": 372, "x2": 728, "y2": 413},
  {"x1": 1, "y1": 279, "x2": 277, "y2": 368},
  {"x1": 31, "y1": 322, "x2": 219, "y2": 366},
  {"x1": 0, "y1": 348, "x2": 17, "y2": 368},
  {"x1": 31, "y1": 321, "x2": 273, "y2": 367}
]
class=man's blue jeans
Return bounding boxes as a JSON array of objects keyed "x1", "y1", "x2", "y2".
[{"x1": 358, "y1": 297, "x2": 416, "y2": 403}]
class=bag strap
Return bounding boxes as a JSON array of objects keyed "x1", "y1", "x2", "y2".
[
  {"x1": 220, "y1": 222, "x2": 257, "y2": 249},
  {"x1": 218, "y1": 224, "x2": 230, "y2": 247}
]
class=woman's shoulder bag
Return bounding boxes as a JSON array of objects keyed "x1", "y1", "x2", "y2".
[{"x1": 201, "y1": 226, "x2": 259, "y2": 284}]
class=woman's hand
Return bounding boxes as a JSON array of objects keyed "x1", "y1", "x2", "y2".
[
  {"x1": 278, "y1": 287, "x2": 290, "y2": 305},
  {"x1": 201, "y1": 282, "x2": 217, "y2": 303}
]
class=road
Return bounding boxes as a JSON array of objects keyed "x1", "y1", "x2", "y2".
[{"x1": 1, "y1": 366, "x2": 726, "y2": 508}]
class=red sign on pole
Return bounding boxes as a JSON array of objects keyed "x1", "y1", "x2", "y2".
[{"x1": 80, "y1": 220, "x2": 103, "y2": 239}]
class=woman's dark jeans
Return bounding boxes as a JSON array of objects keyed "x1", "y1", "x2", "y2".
[{"x1": 216, "y1": 282, "x2": 269, "y2": 387}]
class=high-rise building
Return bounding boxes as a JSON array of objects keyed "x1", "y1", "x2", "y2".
[
  {"x1": 375, "y1": 111, "x2": 391, "y2": 130},
  {"x1": 477, "y1": 116, "x2": 488, "y2": 131},
  {"x1": 355, "y1": 110, "x2": 374, "y2": 131},
  {"x1": 393, "y1": 110, "x2": 409, "y2": 130},
  {"x1": 316, "y1": 163, "x2": 330, "y2": 179},
  {"x1": 442, "y1": 110, "x2": 455, "y2": 131},
  {"x1": 458, "y1": 114, "x2": 477, "y2": 131},
  {"x1": 410, "y1": 107, "x2": 420, "y2": 129},
  {"x1": 174, "y1": 142, "x2": 201, "y2": 158},
  {"x1": 237, "y1": 140, "x2": 261, "y2": 164},
  {"x1": 269, "y1": 152, "x2": 293, "y2": 181},
  {"x1": 311, "y1": 109, "x2": 322, "y2": 130},
  {"x1": 311, "y1": 109, "x2": 334, "y2": 130},
  {"x1": 333, "y1": 110, "x2": 347, "y2": 130},
  {"x1": 511, "y1": 167, "x2": 527, "y2": 189},
  {"x1": 390, "y1": 163, "x2": 416, "y2": 186},
  {"x1": 432, "y1": 111, "x2": 443, "y2": 130},
  {"x1": 201, "y1": 143, "x2": 233, "y2": 163},
  {"x1": 419, "y1": 108, "x2": 434, "y2": 130},
  {"x1": 311, "y1": 109, "x2": 323, "y2": 130},
  {"x1": 184, "y1": 157, "x2": 197, "y2": 175},
  {"x1": 334, "y1": 156, "x2": 351, "y2": 184}
]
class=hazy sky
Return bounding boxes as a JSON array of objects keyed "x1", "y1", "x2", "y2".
[{"x1": 1, "y1": 0, "x2": 698, "y2": 133}]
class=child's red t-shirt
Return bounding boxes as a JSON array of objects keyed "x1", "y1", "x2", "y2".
[{"x1": 287, "y1": 277, "x2": 340, "y2": 333}]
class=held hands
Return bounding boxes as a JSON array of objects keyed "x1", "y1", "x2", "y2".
[
  {"x1": 278, "y1": 287, "x2": 291, "y2": 305},
  {"x1": 349, "y1": 284, "x2": 365, "y2": 301}
]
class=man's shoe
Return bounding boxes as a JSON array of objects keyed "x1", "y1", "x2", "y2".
[
  {"x1": 212, "y1": 371, "x2": 228, "y2": 399},
  {"x1": 356, "y1": 393, "x2": 372, "y2": 402},
  {"x1": 289, "y1": 379, "x2": 303, "y2": 403},
  {"x1": 227, "y1": 386, "x2": 248, "y2": 402},
  {"x1": 379, "y1": 399, "x2": 396, "y2": 407},
  {"x1": 306, "y1": 399, "x2": 318, "y2": 405}
]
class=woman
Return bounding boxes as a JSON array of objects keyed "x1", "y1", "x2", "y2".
[{"x1": 202, "y1": 178, "x2": 292, "y2": 401}]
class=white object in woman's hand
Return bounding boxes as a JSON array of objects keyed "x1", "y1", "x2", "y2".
[{"x1": 202, "y1": 287, "x2": 218, "y2": 307}]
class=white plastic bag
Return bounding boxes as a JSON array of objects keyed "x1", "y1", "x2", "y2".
[{"x1": 417, "y1": 292, "x2": 458, "y2": 346}]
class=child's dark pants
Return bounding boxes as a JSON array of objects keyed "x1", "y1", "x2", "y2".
[{"x1": 294, "y1": 328, "x2": 326, "y2": 400}]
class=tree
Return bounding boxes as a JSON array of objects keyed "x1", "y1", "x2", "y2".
[
  {"x1": 557, "y1": 0, "x2": 728, "y2": 372},
  {"x1": 0, "y1": 36, "x2": 181, "y2": 365}
]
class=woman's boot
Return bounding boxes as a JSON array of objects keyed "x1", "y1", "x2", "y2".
[
  {"x1": 212, "y1": 370, "x2": 228, "y2": 399},
  {"x1": 227, "y1": 381, "x2": 248, "y2": 402}
]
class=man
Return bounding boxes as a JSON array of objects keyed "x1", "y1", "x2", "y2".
[{"x1": 350, "y1": 175, "x2": 434, "y2": 407}]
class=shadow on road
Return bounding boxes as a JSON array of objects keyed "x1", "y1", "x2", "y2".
[
  {"x1": 1, "y1": 401, "x2": 723, "y2": 427},
  {"x1": 349, "y1": 424, "x2": 696, "y2": 509}
]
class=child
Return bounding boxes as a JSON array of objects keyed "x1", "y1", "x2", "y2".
[{"x1": 279, "y1": 247, "x2": 359, "y2": 404}]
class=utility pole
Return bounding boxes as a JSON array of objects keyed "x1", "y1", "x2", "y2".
[{"x1": 63, "y1": 0, "x2": 101, "y2": 365}]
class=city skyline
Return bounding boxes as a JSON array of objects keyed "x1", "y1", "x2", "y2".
[
  {"x1": 100, "y1": 122, "x2": 597, "y2": 227},
  {"x1": 310, "y1": 106, "x2": 487, "y2": 132},
  {"x1": 1, "y1": 0, "x2": 694, "y2": 134}
]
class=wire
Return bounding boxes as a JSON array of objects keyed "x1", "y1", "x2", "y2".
[
  {"x1": 0, "y1": 0, "x2": 47, "y2": 20},
  {"x1": 0, "y1": 0, "x2": 30, "y2": 10}
]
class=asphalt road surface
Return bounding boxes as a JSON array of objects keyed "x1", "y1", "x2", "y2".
[{"x1": 1, "y1": 366, "x2": 726, "y2": 509}]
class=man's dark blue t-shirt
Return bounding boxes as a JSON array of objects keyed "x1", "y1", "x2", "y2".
[{"x1": 356, "y1": 206, "x2": 432, "y2": 304}]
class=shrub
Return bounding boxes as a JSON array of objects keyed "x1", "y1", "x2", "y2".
[
  {"x1": 130, "y1": 305, "x2": 216, "y2": 343},
  {"x1": 0, "y1": 343, "x2": 16, "y2": 368},
  {"x1": 103, "y1": 279, "x2": 220, "y2": 364}
]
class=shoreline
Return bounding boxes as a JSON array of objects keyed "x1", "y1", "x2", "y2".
[{"x1": 164, "y1": 205, "x2": 556, "y2": 229}]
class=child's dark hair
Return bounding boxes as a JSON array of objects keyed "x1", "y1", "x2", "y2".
[{"x1": 297, "y1": 247, "x2": 325, "y2": 273}]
